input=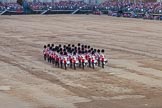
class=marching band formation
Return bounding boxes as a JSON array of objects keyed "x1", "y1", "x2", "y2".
[{"x1": 43, "y1": 43, "x2": 108, "y2": 70}]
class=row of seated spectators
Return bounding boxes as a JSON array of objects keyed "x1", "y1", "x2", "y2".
[
  {"x1": 98, "y1": 1, "x2": 162, "y2": 19},
  {"x1": 28, "y1": 1, "x2": 162, "y2": 14},
  {"x1": 0, "y1": 1, "x2": 90, "y2": 12},
  {"x1": 1, "y1": 1, "x2": 162, "y2": 12},
  {"x1": 28, "y1": 1, "x2": 91, "y2": 10},
  {"x1": 0, "y1": 2, "x2": 22, "y2": 12},
  {"x1": 0, "y1": 1, "x2": 162, "y2": 20}
]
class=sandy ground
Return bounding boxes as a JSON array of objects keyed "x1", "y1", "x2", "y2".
[{"x1": 0, "y1": 15, "x2": 162, "y2": 108}]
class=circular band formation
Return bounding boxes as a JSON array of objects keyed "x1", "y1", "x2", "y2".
[{"x1": 43, "y1": 43, "x2": 108, "y2": 70}]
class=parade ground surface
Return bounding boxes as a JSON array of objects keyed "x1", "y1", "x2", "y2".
[{"x1": 1, "y1": 15, "x2": 162, "y2": 108}]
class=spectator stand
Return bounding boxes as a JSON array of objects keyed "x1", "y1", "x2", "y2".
[
  {"x1": 0, "y1": 0, "x2": 162, "y2": 20},
  {"x1": 0, "y1": 2, "x2": 23, "y2": 15},
  {"x1": 38, "y1": 1, "x2": 92, "y2": 15}
]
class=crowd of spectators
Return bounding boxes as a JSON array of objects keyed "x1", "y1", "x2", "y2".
[
  {"x1": 0, "y1": 1, "x2": 162, "y2": 19},
  {"x1": 98, "y1": 1, "x2": 162, "y2": 19},
  {"x1": 0, "y1": 2, "x2": 22, "y2": 12},
  {"x1": 28, "y1": 1, "x2": 91, "y2": 10}
]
